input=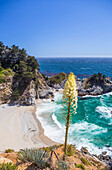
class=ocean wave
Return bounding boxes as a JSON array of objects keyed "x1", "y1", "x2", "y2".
[
  {"x1": 96, "y1": 106, "x2": 112, "y2": 119},
  {"x1": 80, "y1": 67, "x2": 90, "y2": 70},
  {"x1": 80, "y1": 91, "x2": 112, "y2": 99},
  {"x1": 69, "y1": 121, "x2": 107, "y2": 134},
  {"x1": 75, "y1": 138, "x2": 112, "y2": 157},
  {"x1": 52, "y1": 113, "x2": 63, "y2": 129}
]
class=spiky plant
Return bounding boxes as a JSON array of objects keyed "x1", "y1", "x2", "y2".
[
  {"x1": 62, "y1": 72, "x2": 78, "y2": 159},
  {"x1": 56, "y1": 160, "x2": 69, "y2": 170},
  {"x1": 20, "y1": 148, "x2": 49, "y2": 168}
]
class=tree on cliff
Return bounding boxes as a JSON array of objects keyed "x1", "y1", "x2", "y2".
[
  {"x1": 62, "y1": 72, "x2": 78, "y2": 159},
  {"x1": 0, "y1": 41, "x2": 40, "y2": 100}
]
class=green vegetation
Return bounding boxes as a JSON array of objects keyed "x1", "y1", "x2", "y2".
[
  {"x1": 56, "y1": 160, "x2": 69, "y2": 170},
  {"x1": 88, "y1": 162, "x2": 92, "y2": 166},
  {"x1": 48, "y1": 72, "x2": 67, "y2": 86},
  {"x1": 20, "y1": 148, "x2": 49, "y2": 168},
  {"x1": 81, "y1": 157, "x2": 88, "y2": 165},
  {"x1": 5, "y1": 149, "x2": 15, "y2": 153},
  {"x1": 43, "y1": 145, "x2": 58, "y2": 152},
  {"x1": 81, "y1": 157, "x2": 92, "y2": 166},
  {"x1": 0, "y1": 68, "x2": 13, "y2": 83},
  {"x1": 75, "y1": 164, "x2": 85, "y2": 170},
  {"x1": 0, "y1": 41, "x2": 39, "y2": 100},
  {"x1": 66, "y1": 145, "x2": 75, "y2": 156},
  {"x1": 84, "y1": 72, "x2": 106, "y2": 89},
  {"x1": 0, "y1": 162, "x2": 17, "y2": 170}
]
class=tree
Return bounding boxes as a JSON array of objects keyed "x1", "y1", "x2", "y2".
[{"x1": 62, "y1": 72, "x2": 78, "y2": 159}]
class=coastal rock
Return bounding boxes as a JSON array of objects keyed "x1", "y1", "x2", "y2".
[
  {"x1": 39, "y1": 90, "x2": 54, "y2": 99},
  {"x1": 0, "y1": 76, "x2": 13, "y2": 104},
  {"x1": 89, "y1": 86, "x2": 103, "y2": 95},
  {"x1": 78, "y1": 76, "x2": 112, "y2": 96},
  {"x1": 17, "y1": 80, "x2": 36, "y2": 105},
  {"x1": 81, "y1": 147, "x2": 90, "y2": 155}
]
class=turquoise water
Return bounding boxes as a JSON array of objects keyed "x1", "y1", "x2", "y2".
[
  {"x1": 37, "y1": 57, "x2": 112, "y2": 156},
  {"x1": 37, "y1": 92, "x2": 112, "y2": 156}
]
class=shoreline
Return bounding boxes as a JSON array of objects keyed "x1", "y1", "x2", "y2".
[
  {"x1": 0, "y1": 102, "x2": 57, "y2": 152},
  {"x1": 32, "y1": 100, "x2": 59, "y2": 146}
]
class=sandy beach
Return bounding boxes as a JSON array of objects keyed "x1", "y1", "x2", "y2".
[{"x1": 0, "y1": 101, "x2": 56, "y2": 152}]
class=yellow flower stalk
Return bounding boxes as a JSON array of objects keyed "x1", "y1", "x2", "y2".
[{"x1": 63, "y1": 72, "x2": 78, "y2": 159}]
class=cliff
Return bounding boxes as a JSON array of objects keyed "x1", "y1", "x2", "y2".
[{"x1": 0, "y1": 69, "x2": 14, "y2": 104}]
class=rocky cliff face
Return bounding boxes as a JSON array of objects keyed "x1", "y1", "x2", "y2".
[
  {"x1": 51, "y1": 75, "x2": 112, "y2": 96},
  {"x1": 0, "y1": 70, "x2": 54, "y2": 105},
  {"x1": 0, "y1": 76, "x2": 13, "y2": 104},
  {"x1": 78, "y1": 77, "x2": 112, "y2": 96},
  {"x1": 16, "y1": 80, "x2": 36, "y2": 105}
]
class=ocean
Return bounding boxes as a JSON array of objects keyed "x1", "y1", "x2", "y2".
[
  {"x1": 36, "y1": 57, "x2": 112, "y2": 156},
  {"x1": 37, "y1": 57, "x2": 112, "y2": 79}
]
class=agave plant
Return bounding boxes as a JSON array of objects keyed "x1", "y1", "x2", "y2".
[
  {"x1": 20, "y1": 148, "x2": 49, "y2": 168},
  {"x1": 56, "y1": 160, "x2": 69, "y2": 170}
]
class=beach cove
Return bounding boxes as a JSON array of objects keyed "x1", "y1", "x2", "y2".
[{"x1": 0, "y1": 102, "x2": 57, "y2": 152}]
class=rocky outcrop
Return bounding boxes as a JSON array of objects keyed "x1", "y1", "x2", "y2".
[
  {"x1": 0, "y1": 76, "x2": 13, "y2": 104},
  {"x1": 39, "y1": 90, "x2": 54, "y2": 99},
  {"x1": 52, "y1": 75, "x2": 112, "y2": 96},
  {"x1": 78, "y1": 77, "x2": 112, "y2": 96},
  {"x1": 16, "y1": 80, "x2": 36, "y2": 105}
]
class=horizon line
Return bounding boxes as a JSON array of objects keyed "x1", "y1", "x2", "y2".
[{"x1": 37, "y1": 55, "x2": 112, "y2": 58}]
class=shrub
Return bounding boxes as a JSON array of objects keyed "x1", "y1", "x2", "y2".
[
  {"x1": 43, "y1": 145, "x2": 58, "y2": 152},
  {"x1": 81, "y1": 157, "x2": 88, "y2": 165},
  {"x1": 11, "y1": 89, "x2": 20, "y2": 101},
  {"x1": 5, "y1": 149, "x2": 15, "y2": 153},
  {"x1": 75, "y1": 164, "x2": 85, "y2": 170},
  {"x1": 56, "y1": 160, "x2": 69, "y2": 170},
  {"x1": 66, "y1": 145, "x2": 75, "y2": 156},
  {"x1": 88, "y1": 161, "x2": 92, "y2": 166},
  {"x1": 48, "y1": 72, "x2": 67, "y2": 86},
  {"x1": 0, "y1": 162, "x2": 17, "y2": 170},
  {"x1": 0, "y1": 77, "x2": 6, "y2": 83},
  {"x1": 20, "y1": 148, "x2": 49, "y2": 168}
]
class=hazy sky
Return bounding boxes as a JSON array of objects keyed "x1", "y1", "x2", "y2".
[{"x1": 0, "y1": 0, "x2": 112, "y2": 57}]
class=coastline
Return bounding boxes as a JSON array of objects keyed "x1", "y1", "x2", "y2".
[
  {"x1": 0, "y1": 102, "x2": 57, "y2": 152},
  {"x1": 32, "y1": 100, "x2": 59, "y2": 146},
  {"x1": 36, "y1": 90, "x2": 112, "y2": 159}
]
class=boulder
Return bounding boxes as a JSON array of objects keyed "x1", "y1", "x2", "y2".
[
  {"x1": 39, "y1": 90, "x2": 54, "y2": 99},
  {"x1": 81, "y1": 147, "x2": 90, "y2": 155},
  {"x1": 90, "y1": 86, "x2": 103, "y2": 95}
]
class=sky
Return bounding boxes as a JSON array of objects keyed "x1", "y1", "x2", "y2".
[{"x1": 0, "y1": 0, "x2": 112, "y2": 57}]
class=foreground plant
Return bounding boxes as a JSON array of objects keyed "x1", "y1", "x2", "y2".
[
  {"x1": 20, "y1": 148, "x2": 49, "y2": 168},
  {"x1": 56, "y1": 160, "x2": 69, "y2": 170},
  {"x1": 0, "y1": 162, "x2": 17, "y2": 170},
  {"x1": 62, "y1": 72, "x2": 78, "y2": 159}
]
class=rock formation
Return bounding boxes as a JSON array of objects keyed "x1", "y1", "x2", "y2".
[
  {"x1": 0, "y1": 76, "x2": 13, "y2": 104},
  {"x1": 16, "y1": 80, "x2": 36, "y2": 105}
]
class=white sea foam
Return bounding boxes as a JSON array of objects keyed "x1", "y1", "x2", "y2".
[
  {"x1": 52, "y1": 113, "x2": 63, "y2": 129},
  {"x1": 80, "y1": 91, "x2": 112, "y2": 99},
  {"x1": 36, "y1": 92, "x2": 112, "y2": 157},
  {"x1": 96, "y1": 106, "x2": 112, "y2": 119},
  {"x1": 69, "y1": 121, "x2": 107, "y2": 134},
  {"x1": 75, "y1": 138, "x2": 112, "y2": 157}
]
